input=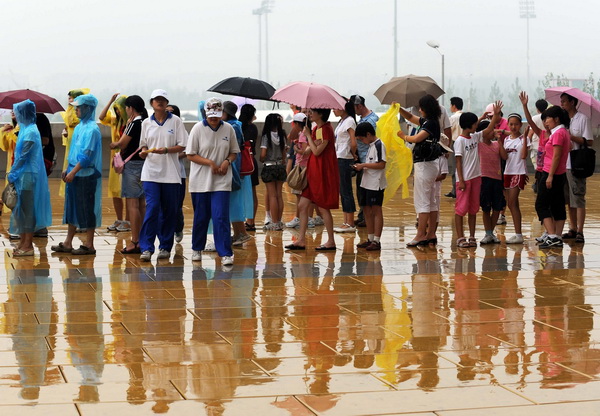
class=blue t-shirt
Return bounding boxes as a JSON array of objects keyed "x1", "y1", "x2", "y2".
[{"x1": 357, "y1": 112, "x2": 379, "y2": 162}]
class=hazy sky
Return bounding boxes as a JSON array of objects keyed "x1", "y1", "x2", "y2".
[{"x1": 4, "y1": 0, "x2": 599, "y2": 110}]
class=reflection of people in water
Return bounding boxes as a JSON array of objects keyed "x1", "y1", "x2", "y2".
[
  {"x1": 63, "y1": 256, "x2": 105, "y2": 402},
  {"x1": 261, "y1": 231, "x2": 286, "y2": 355},
  {"x1": 4, "y1": 253, "x2": 59, "y2": 400},
  {"x1": 409, "y1": 249, "x2": 447, "y2": 390},
  {"x1": 141, "y1": 260, "x2": 187, "y2": 413}
]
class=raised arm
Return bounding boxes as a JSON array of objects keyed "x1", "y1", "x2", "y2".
[
  {"x1": 483, "y1": 101, "x2": 503, "y2": 140},
  {"x1": 519, "y1": 92, "x2": 541, "y2": 138},
  {"x1": 398, "y1": 106, "x2": 421, "y2": 125}
]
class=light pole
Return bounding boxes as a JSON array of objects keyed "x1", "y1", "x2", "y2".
[
  {"x1": 519, "y1": 0, "x2": 536, "y2": 92},
  {"x1": 426, "y1": 40, "x2": 445, "y2": 106},
  {"x1": 252, "y1": 0, "x2": 274, "y2": 81},
  {"x1": 393, "y1": 0, "x2": 398, "y2": 77}
]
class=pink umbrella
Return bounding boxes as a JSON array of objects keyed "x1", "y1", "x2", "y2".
[
  {"x1": 271, "y1": 81, "x2": 346, "y2": 110},
  {"x1": 545, "y1": 87, "x2": 600, "y2": 126}
]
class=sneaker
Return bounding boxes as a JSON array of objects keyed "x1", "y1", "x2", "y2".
[
  {"x1": 496, "y1": 215, "x2": 507, "y2": 225},
  {"x1": 539, "y1": 237, "x2": 563, "y2": 249},
  {"x1": 536, "y1": 232, "x2": 548, "y2": 244},
  {"x1": 265, "y1": 222, "x2": 283, "y2": 231},
  {"x1": 264, "y1": 213, "x2": 272, "y2": 226},
  {"x1": 506, "y1": 235, "x2": 524, "y2": 244},
  {"x1": 116, "y1": 221, "x2": 131, "y2": 232},
  {"x1": 222, "y1": 255, "x2": 234, "y2": 266},
  {"x1": 286, "y1": 217, "x2": 300, "y2": 228},
  {"x1": 334, "y1": 224, "x2": 356, "y2": 233},
  {"x1": 157, "y1": 249, "x2": 170, "y2": 259},
  {"x1": 307, "y1": 218, "x2": 316, "y2": 228},
  {"x1": 313, "y1": 216, "x2": 324, "y2": 226},
  {"x1": 9, "y1": 234, "x2": 20, "y2": 240},
  {"x1": 175, "y1": 232, "x2": 184, "y2": 243},
  {"x1": 192, "y1": 250, "x2": 202, "y2": 261},
  {"x1": 107, "y1": 220, "x2": 122, "y2": 232},
  {"x1": 203, "y1": 242, "x2": 216, "y2": 252},
  {"x1": 140, "y1": 250, "x2": 152, "y2": 262},
  {"x1": 445, "y1": 192, "x2": 456, "y2": 198},
  {"x1": 480, "y1": 234, "x2": 495, "y2": 245},
  {"x1": 366, "y1": 241, "x2": 381, "y2": 251}
]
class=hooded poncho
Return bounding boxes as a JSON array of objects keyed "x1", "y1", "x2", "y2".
[
  {"x1": 7, "y1": 99, "x2": 52, "y2": 234},
  {"x1": 64, "y1": 94, "x2": 102, "y2": 228}
]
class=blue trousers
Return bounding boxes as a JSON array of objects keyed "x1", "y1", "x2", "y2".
[
  {"x1": 140, "y1": 181, "x2": 180, "y2": 253},
  {"x1": 191, "y1": 191, "x2": 232, "y2": 257}
]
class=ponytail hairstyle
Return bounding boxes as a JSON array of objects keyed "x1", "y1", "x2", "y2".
[
  {"x1": 542, "y1": 106, "x2": 570, "y2": 129},
  {"x1": 262, "y1": 113, "x2": 286, "y2": 154},
  {"x1": 125, "y1": 95, "x2": 149, "y2": 120}
]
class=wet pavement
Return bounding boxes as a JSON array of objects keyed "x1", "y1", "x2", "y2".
[{"x1": 0, "y1": 178, "x2": 599, "y2": 415}]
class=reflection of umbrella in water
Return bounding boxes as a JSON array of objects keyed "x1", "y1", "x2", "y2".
[
  {"x1": 545, "y1": 86, "x2": 600, "y2": 126},
  {"x1": 374, "y1": 74, "x2": 444, "y2": 107},
  {"x1": 0, "y1": 89, "x2": 64, "y2": 113},
  {"x1": 271, "y1": 81, "x2": 346, "y2": 110},
  {"x1": 207, "y1": 76, "x2": 276, "y2": 101}
]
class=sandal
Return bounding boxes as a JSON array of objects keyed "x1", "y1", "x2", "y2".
[
  {"x1": 13, "y1": 248, "x2": 34, "y2": 257},
  {"x1": 575, "y1": 232, "x2": 585, "y2": 243},
  {"x1": 51, "y1": 242, "x2": 72, "y2": 253},
  {"x1": 285, "y1": 243, "x2": 306, "y2": 250},
  {"x1": 315, "y1": 245, "x2": 336, "y2": 251},
  {"x1": 468, "y1": 237, "x2": 477, "y2": 247},
  {"x1": 562, "y1": 229, "x2": 577, "y2": 239},
  {"x1": 407, "y1": 239, "x2": 428, "y2": 247},
  {"x1": 121, "y1": 241, "x2": 141, "y2": 254},
  {"x1": 457, "y1": 237, "x2": 470, "y2": 248},
  {"x1": 72, "y1": 245, "x2": 96, "y2": 255},
  {"x1": 245, "y1": 222, "x2": 256, "y2": 232},
  {"x1": 428, "y1": 237, "x2": 438, "y2": 246}
]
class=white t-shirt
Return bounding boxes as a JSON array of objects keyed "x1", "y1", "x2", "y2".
[
  {"x1": 453, "y1": 131, "x2": 482, "y2": 181},
  {"x1": 438, "y1": 155, "x2": 449, "y2": 176},
  {"x1": 360, "y1": 139, "x2": 387, "y2": 191},
  {"x1": 449, "y1": 111, "x2": 462, "y2": 141},
  {"x1": 503, "y1": 135, "x2": 529, "y2": 175},
  {"x1": 140, "y1": 113, "x2": 188, "y2": 183},
  {"x1": 335, "y1": 116, "x2": 357, "y2": 159},
  {"x1": 567, "y1": 111, "x2": 593, "y2": 169},
  {"x1": 186, "y1": 121, "x2": 240, "y2": 193}
]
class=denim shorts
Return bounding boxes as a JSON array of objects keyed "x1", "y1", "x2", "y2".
[{"x1": 121, "y1": 160, "x2": 145, "y2": 199}]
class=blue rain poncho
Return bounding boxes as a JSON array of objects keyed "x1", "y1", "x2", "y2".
[
  {"x1": 64, "y1": 94, "x2": 103, "y2": 228},
  {"x1": 7, "y1": 99, "x2": 52, "y2": 234},
  {"x1": 226, "y1": 118, "x2": 253, "y2": 221}
]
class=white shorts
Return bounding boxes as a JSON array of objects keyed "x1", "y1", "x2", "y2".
[{"x1": 413, "y1": 160, "x2": 439, "y2": 214}]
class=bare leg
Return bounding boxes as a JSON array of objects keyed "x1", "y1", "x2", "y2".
[
  {"x1": 506, "y1": 187, "x2": 522, "y2": 234},
  {"x1": 19, "y1": 232, "x2": 33, "y2": 251},
  {"x1": 577, "y1": 207, "x2": 585, "y2": 234},
  {"x1": 567, "y1": 205, "x2": 576, "y2": 232},
  {"x1": 293, "y1": 197, "x2": 311, "y2": 247},
  {"x1": 113, "y1": 197, "x2": 124, "y2": 221},
  {"x1": 319, "y1": 207, "x2": 335, "y2": 247},
  {"x1": 426, "y1": 211, "x2": 438, "y2": 239},
  {"x1": 63, "y1": 224, "x2": 77, "y2": 249},
  {"x1": 364, "y1": 206, "x2": 374, "y2": 236},
  {"x1": 85, "y1": 228, "x2": 95, "y2": 250},
  {"x1": 372, "y1": 206, "x2": 383, "y2": 237},
  {"x1": 467, "y1": 213, "x2": 477, "y2": 238},
  {"x1": 455, "y1": 214, "x2": 465, "y2": 239},
  {"x1": 412, "y1": 212, "x2": 430, "y2": 241},
  {"x1": 482, "y1": 210, "x2": 493, "y2": 232}
]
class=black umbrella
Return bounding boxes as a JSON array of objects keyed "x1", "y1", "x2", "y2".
[{"x1": 207, "y1": 77, "x2": 276, "y2": 101}]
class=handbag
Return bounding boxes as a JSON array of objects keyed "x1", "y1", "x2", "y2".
[
  {"x1": 412, "y1": 139, "x2": 442, "y2": 163},
  {"x1": 240, "y1": 140, "x2": 255, "y2": 176},
  {"x1": 287, "y1": 164, "x2": 307, "y2": 191},
  {"x1": 113, "y1": 148, "x2": 142, "y2": 174},
  {"x1": 570, "y1": 140, "x2": 596, "y2": 178},
  {"x1": 2, "y1": 182, "x2": 17, "y2": 210}
]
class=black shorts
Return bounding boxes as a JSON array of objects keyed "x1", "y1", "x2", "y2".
[
  {"x1": 261, "y1": 164, "x2": 287, "y2": 183},
  {"x1": 535, "y1": 172, "x2": 567, "y2": 222},
  {"x1": 358, "y1": 187, "x2": 384, "y2": 207},
  {"x1": 480, "y1": 177, "x2": 505, "y2": 212}
]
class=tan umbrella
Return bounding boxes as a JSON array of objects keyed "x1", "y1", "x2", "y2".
[{"x1": 374, "y1": 74, "x2": 444, "y2": 107}]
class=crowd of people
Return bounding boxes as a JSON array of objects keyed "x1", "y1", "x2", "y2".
[{"x1": 0, "y1": 87, "x2": 594, "y2": 263}]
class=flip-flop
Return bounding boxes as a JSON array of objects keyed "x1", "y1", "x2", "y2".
[
  {"x1": 72, "y1": 245, "x2": 96, "y2": 255},
  {"x1": 315, "y1": 245, "x2": 336, "y2": 251},
  {"x1": 13, "y1": 248, "x2": 34, "y2": 257},
  {"x1": 51, "y1": 242, "x2": 72, "y2": 253},
  {"x1": 285, "y1": 244, "x2": 306, "y2": 250}
]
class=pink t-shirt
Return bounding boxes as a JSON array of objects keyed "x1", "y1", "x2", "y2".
[
  {"x1": 294, "y1": 132, "x2": 309, "y2": 167},
  {"x1": 495, "y1": 118, "x2": 509, "y2": 140},
  {"x1": 535, "y1": 130, "x2": 549, "y2": 172},
  {"x1": 478, "y1": 140, "x2": 502, "y2": 180},
  {"x1": 543, "y1": 127, "x2": 570, "y2": 175}
]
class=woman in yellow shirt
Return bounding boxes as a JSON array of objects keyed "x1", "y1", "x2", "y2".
[{"x1": 59, "y1": 88, "x2": 89, "y2": 197}]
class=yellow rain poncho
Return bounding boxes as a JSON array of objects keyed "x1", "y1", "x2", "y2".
[
  {"x1": 100, "y1": 95, "x2": 128, "y2": 198},
  {"x1": 59, "y1": 88, "x2": 89, "y2": 197},
  {"x1": 376, "y1": 103, "x2": 413, "y2": 203},
  {"x1": 0, "y1": 124, "x2": 19, "y2": 213}
]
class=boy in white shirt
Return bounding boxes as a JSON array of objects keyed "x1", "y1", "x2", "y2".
[
  {"x1": 454, "y1": 102, "x2": 502, "y2": 248},
  {"x1": 353, "y1": 123, "x2": 387, "y2": 251}
]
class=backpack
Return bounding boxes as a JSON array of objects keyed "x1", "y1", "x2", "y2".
[{"x1": 240, "y1": 140, "x2": 255, "y2": 176}]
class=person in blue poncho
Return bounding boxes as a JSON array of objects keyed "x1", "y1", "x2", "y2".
[
  {"x1": 51, "y1": 94, "x2": 102, "y2": 255},
  {"x1": 7, "y1": 99, "x2": 52, "y2": 256}
]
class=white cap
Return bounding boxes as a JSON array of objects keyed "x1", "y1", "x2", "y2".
[
  {"x1": 293, "y1": 112, "x2": 307, "y2": 123},
  {"x1": 204, "y1": 97, "x2": 223, "y2": 118},
  {"x1": 150, "y1": 89, "x2": 168, "y2": 100}
]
